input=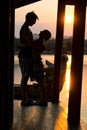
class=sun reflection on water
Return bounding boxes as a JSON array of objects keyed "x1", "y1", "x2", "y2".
[
  {"x1": 66, "y1": 55, "x2": 71, "y2": 69},
  {"x1": 65, "y1": 55, "x2": 71, "y2": 97},
  {"x1": 66, "y1": 55, "x2": 71, "y2": 90},
  {"x1": 60, "y1": 55, "x2": 71, "y2": 103}
]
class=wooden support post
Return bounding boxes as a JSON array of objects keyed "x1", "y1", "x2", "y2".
[
  {"x1": 52, "y1": 0, "x2": 65, "y2": 103},
  {"x1": 0, "y1": 0, "x2": 14, "y2": 129},
  {"x1": 9, "y1": 0, "x2": 15, "y2": 126},
  {"x1": 68, "y1": 1, "x2": 86, "y2": 125},
  {"x1": 0, "y1": 1, "x2": 10, "y2": 128}
]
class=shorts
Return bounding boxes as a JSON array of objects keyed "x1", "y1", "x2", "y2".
[{"x1": 19, "y1": 58, "x2": 33, "y2": 77}]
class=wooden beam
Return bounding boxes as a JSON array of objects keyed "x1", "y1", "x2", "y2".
[
  {"x1": 65, "y1": 0, "x2": 76, "y2": 5},
  {"x1": 65, "y1": 0, "x2": 87, "y2": 6},
  {"x1": 0, "y1": 0, "x2": 12, "y2": 129},
  {"x1": 52, "y1": 0, "x2": 65, "y2": 103},
  {"x1": 68, "y1": 1, "x2": 86, "y2": 125},
  {"x1": 9, "y1": 0, "x2": 15, "y2": 126},
  {"x1": 15, "y1": 0, "x2": 41, "y2": 9}
]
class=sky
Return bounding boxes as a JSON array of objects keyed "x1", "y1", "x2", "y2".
[{"x1": 15, "y1": 0, "x2": 87, "y2": 39}]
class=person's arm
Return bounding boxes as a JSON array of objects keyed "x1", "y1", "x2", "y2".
[{"x1": 32, "y1": 40, "x2": 45, "y2": 54}]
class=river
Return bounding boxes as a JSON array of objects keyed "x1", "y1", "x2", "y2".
[{"x1": 14, "y1": 54, "x2": 87, "y2": 123}]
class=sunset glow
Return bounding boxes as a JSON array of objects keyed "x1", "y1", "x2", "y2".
[
  {"x1": 15, "y1": 0, "x2": 58, "y2": 38},
  {"x1": 64, "y1": 5, "x2": 74, "y2": 37},
  {"x1": 65, "y1": 15, "x2": 73, "y2": 24},
  {"x1": 64, "y1": 6, "x2": 74, "y2": 25}
]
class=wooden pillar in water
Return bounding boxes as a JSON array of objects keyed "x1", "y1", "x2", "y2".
[
  {"x1": 0, "y1": 0, "x2": 14, "y2": 129},
  {"x1": 52, "y1": 0, "x2": 65, "y2": 103},
  {"x1": 68, "y1": 1, "x2": 86, "y2": 125}
]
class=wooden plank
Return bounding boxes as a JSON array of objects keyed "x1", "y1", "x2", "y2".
[{"x1": 12, "y1": 100, "x2": 87, "y2": 130}]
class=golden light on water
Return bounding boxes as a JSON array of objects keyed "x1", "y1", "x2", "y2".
[
  {"x1": 65, "y1": 55, "x2": 71, "y2": 92},
  {"x1": 60, "y1": 55, "x2": 71, "y2": 100},
  {"x1": 66, "y1": 55, "x2": 71, "y2": 68},
  {"x1": 62, "y1": 55, "x2": 71, "y2": 99},
  {"x1": 66, "y1": 70, "x2": 70, "y2": 91}
]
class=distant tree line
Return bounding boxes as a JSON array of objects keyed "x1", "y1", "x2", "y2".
[
  {"x1": 14, "y1": 37, "x2": 20, "y2": 54},
  {"x1": 14, "y1": 37, "x2": 87, "y2": 55},
  {"x1": 14, "y1": 37, "x2": 56, "y2": 54}
]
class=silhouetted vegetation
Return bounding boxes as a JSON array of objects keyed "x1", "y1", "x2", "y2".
[
  {"x1": 14, "y1": 37, "x2": 20, "y2": 54},
  {"x1": 14, "y1": 37, "x2": 87, "y2": 55}
]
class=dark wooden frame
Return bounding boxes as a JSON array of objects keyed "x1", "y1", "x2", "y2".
[{"x1": 53, "y1": 0, "x2": 86, "y2": 125}]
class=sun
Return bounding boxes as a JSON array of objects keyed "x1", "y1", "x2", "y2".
[{"x1": 65, "y1": 15, "x2": 73, "y2": 24}]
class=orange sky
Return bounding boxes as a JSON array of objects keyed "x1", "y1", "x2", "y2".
[{"x1": 15, "y1": 0, "x2": 87, "y2": 39}]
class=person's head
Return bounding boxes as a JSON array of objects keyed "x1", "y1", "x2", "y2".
[
  {"x1": 25, "y1": 11, "x2": 39, "y2": 26},
  {"x1": 39, "y1": 30, "x2": 51, "y2": 41}
]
